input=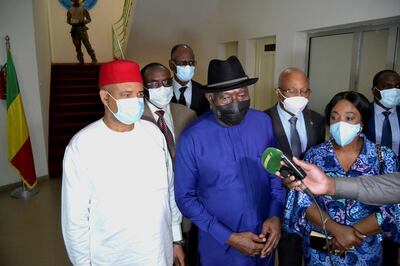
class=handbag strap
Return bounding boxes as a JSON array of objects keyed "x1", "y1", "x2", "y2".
[{"x1": 377, "y1": 144, "x2": 384, "y2": 175}]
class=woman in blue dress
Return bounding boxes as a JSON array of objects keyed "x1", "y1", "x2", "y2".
[{"x1": 284, "y1": 91, "x2": 399, "y2": 265}]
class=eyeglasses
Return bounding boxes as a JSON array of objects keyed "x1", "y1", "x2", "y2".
[
  {"x1": 173, "y1": 60, "x2": 196, "y2": 66},
  {"x1": 145, "y1": 78, "x2": 173, "y2": 89},
  {"x1": 214, "y1": 89, "x2": 250, "y2": 105},
  {"x1": 279, "y1": 87, "x2": 311, "y2": 97}
]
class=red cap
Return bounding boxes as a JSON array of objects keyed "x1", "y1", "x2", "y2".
[{"x1": 99, "y1": 59, "x2": 143, "y2": 87}]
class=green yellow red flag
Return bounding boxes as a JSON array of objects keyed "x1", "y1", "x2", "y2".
[{"x1": 6, "y1": 48, "x2": 37, "y2": 189}]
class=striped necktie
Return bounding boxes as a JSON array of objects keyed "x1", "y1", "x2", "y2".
[{"x1": 155, "y1": 110, "x2": 175, "y2": 159}]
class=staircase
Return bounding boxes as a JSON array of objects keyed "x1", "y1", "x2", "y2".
[{"x1": 48, "y1": 64, "x2": 103, "y2": 178}]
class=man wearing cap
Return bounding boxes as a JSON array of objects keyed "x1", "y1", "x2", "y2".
[
  {"x1": 61, "y1": 60, "x2": 184, "y2": 265},
  {"x1": 174, "y1": 56, "x2": 286, "y2": 265}
]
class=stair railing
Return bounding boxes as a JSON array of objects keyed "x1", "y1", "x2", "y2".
[{"x1": 112, "y1": 0, "x2": 136, "y2": 59}]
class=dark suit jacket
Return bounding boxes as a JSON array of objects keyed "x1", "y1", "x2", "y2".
[
  {"x1": 366, "y1": 103, "x2": 400, "y2": 155},
  {"x1": 141, "y1": 102, "x2": 197, "y2": 145},
  {"x1": 265, "y1": 104, "x2": 325, "y2": 158},
  {"x1": 171, "y1": 80, "x2": 210, "y2": 117}
]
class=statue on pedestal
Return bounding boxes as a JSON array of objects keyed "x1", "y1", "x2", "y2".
[{"x1": 67, "y1": 0, "x2": 97, "y2": 64}]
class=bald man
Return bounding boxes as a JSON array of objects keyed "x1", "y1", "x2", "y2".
[
  {"x1": 265, "y1": 68, "x2": 325, "y2": 266},
  {"x1": 61, "y1": 60, "x2": 183, "y2": 265},
  {"x1": 169, "y1": 44, "x2": 210, "y2": 116}
]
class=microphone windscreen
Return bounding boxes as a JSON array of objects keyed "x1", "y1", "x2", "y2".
[{"x1": 261, "y1": 147, "x2": 283, "y2": 174}]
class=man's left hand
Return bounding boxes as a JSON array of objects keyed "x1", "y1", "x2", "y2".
[
  {"x1": 173, "y1": 244, "x2": 185, "y2": 266},
  {"x1": 259, "y1": 216, "x2": 281, "y2": 258}
]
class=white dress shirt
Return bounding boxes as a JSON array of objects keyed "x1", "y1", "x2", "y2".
[
  {"x1": 61, "y1": 119, "x2": 182, "y2": 265},
  {"x1": 373, "y1": 102, "x2": 400, "y2": 156},
  {"x1": 277, "y1": 103, "x2": 308, "y2": 152},
  {"x1": 148, "y1": 102, "x2": 176, "y2": 141},
  {"x1": 173, "y1": 78, "x2": 192, "y2": 108}
]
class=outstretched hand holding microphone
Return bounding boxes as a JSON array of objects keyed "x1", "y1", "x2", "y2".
[
  {"x1": 276, "y1": 157, "x2": 336, "y2": 196},
  {"x1": 274, "y1": 155, "x2": 400, "y2": 206}
]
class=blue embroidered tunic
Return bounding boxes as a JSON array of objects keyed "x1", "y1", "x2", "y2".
[
  {"x1": 283, "y1": 135, "x2": 399, "y2": 266},
  {"x1": 174, "y1": 109, "x2": 286, "y2": 266}
]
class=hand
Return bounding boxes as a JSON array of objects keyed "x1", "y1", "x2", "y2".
[
  {"x1": 330, "y1": 224, "x2": 364, "y2": 250},
  {"x1": 226, "y1": 232, "x2": 266, "y2": 256},
  {"x1": 275, "y1": 171, "x2": 300, "y2": 190},
  {"x1": 260, "y1": 216, "x2": 281, "y2": 258},
  {"x1": 330, "y1": 238, "x2": 346, "y2": 257},
  {"x1": 292, "y1": 157, "x2": 336, "y2": 195},
  {"x1": 173, "y1": 244, "x2": 185, "y2": 266}
]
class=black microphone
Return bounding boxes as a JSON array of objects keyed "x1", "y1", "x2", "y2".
[{"x1": 261, "y1": 147, "x2": 313, "y2": 196}]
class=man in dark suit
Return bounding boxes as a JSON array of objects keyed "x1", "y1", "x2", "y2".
[
  {"x1": 366, "y1": 69, "x2": 400, "y2": 266},
  {"x1": 141, "y1": 62, "x2": 197, "y2": 265},
  {"x1": 265, "y1": 67, "x2": 325, "y2": 266},
  {"x1": 169, "y1": 44, "x2": 209, "y2": 116}
]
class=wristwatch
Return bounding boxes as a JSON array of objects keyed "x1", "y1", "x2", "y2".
[{"x1": 173, "y1": 239, "x2": 186, "y2": 246}]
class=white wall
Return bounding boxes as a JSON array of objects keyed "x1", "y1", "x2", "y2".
[
  {"x1": 49, "y1": 0, "x2": 125, "y2": 63},
  {"x1": 127, "y1": 0, "x2": 400, "y2": 86},
  {"x1": 0, "y1": 0, "x2": 48, "y2": 186}
]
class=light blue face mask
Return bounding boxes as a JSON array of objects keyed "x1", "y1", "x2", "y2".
[
  {"x1": 106, "y1": 92, "x2": 144, "y2": 125},
  {"x1": 378, "y1": 88, "x2": 400, "y2": 109},
  {"x1": 330, "y1": 121, "x2": 361, "y2": 147},
  {"x1": 176, "y1": 65, "x2": 195, "y2": 82},
  {"x1": 148, "y1": 86, "x2": 173, "y2": 109}
]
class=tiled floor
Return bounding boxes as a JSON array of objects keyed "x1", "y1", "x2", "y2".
[{"x1": 0, "y1": 178, "x2": 71, "y2": 266}]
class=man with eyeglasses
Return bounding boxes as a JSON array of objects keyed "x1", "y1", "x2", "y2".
[
  {"x1": 265, "y1": 67, "x2": 325, "y2": 266},
  {"x1": 61, "y1": 60, "x2": 183, "y2": 265},
  {"x1": 169, "y1": 44, "x2": 210, "y2": 116},
  {"x1": 141, "y1": 63, "x2": 196, "y2": 160},
  {"x1": 141, "y1": 63, "x2": 197, "y2": 266},
  {"x1": 366, "y1": 69, "x2": 400, "y2": 266},
  {"x1": 174, "y1": 56, "x2": 286, "y2": 266}
]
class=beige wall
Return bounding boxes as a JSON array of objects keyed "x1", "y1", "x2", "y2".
[
  {"x1": 127, "y1": 0, "x2": 400, "y2": 87},
  {"x1": 49, "y1": 0, "x2": 125, "y2": 63},
  {"x1": 33, "y1": 0, "x2": 52, "y2": 154}
]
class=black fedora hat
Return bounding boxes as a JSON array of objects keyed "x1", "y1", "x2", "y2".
[{"x1": 202, "y1": 56, "x2": 258, "y2": 92}]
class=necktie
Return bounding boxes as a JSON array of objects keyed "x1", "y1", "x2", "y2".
[
  {"x1": 381, "y1": 111, "x2": 392, "y2": 148},
  {"x1": 155, "y1": 110, "x2": 175, "y2": 159},
  {"x1": 289, "y1": 116, "x2": 302, "y2": 158},
  {"x1": 178, "y1": 86, "x2": 187, "y2": 106}
]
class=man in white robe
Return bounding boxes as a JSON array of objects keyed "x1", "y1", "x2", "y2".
[{"x1": 61, "y1": 59, "x2": 184, "y2": 265}]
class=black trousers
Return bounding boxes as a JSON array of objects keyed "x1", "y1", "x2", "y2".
[
  {"x1": 184, "y1": 225, "x2": 199, "y2": 266},
  {"x1": 382, "y1": 239, "x2": 399, "y2": 266},
  {"x1": 278, "y1": 231, "x2": 303, "y2": 266}
]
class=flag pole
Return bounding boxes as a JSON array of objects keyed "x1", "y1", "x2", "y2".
[{"x1": 5, "y1": 36, "x2": 39, "y2": 199}]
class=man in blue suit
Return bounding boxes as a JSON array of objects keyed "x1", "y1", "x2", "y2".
[
  {"x1": 174, "y1": 56, "x2": 286, "y2": 266},
  {"x1": 366, "y1": 69, "x2": 400, "y2": 266}
]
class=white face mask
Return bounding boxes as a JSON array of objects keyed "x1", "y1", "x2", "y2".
[
  {"x1": 330, "y1": 121, "x2": 361, "y2": 147},
  {"x1": 176, "y1": 65, "x2": 195, "y2": 82},
  {"x1": 148, "y1": 86, "x2": 173, "y2": 109},
  {"x1": 278, "y1": 90, "x2": 309, "y2": 115},
  {"x1": 376, "y1": 87, "x2": 400, "y2": 109},
  {"x1": 106, "y1": 92, "x2": 144, "y2": 125}
]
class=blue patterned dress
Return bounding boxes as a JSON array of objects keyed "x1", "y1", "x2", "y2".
[{"x1": 283, "y1": 135, "x2": 399, "y2": 266}]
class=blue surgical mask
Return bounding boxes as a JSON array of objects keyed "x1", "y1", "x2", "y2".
[
  {"x1": 148, "y1": 86, "x2": 173, "y2": 109},
  {"x1": 330, "y1": 121, "x2": 361, "y2": 147},
  {"x1": 106, "y1": 92, "x2": 144, "y2": 125},
  {"x1": 377, "y1": 88, "x2": 400, "y2": 109},
  {"x1": 176, "y1": 66, "x2": 195, "y2": 82}
]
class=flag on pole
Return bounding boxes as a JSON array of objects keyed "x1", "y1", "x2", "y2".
[{"x1": 6, "y1": 47, "x2": 37, "y2": 189}]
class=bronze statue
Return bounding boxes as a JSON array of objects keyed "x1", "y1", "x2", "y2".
[{"x1": 67, "y1": 0, "x2": 97, "y2": 64}]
